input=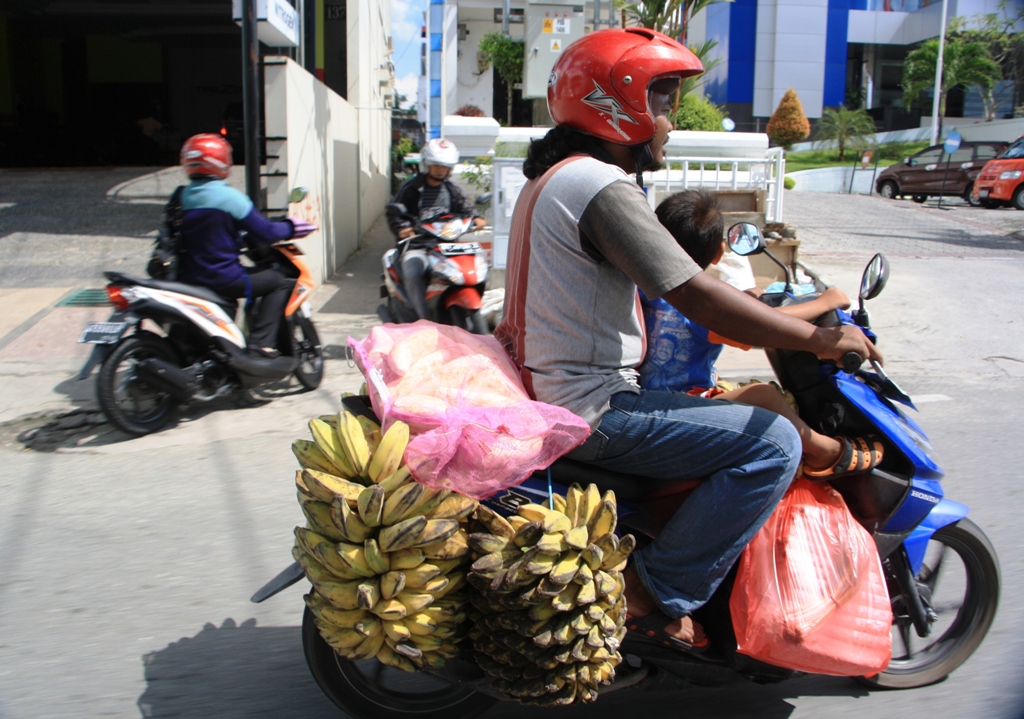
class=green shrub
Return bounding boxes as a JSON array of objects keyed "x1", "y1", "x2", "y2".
[
  {"x1": 766, "y1": 89, "x2": 811, "y2": 149},
  {"x1": 784, "y1": 176, "x2": 796, "y2": 190},
  {"x1": 877, "y1": 140, "x2": 929, "y2": 161},
  {"x1": 672, "y1": 93, "x2": 727, "y2": 132},
  {"x1": 461, "y1": 156, "x2": 493, "y2": 194}
]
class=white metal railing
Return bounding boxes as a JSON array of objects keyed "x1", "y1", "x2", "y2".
[{"x1": 650, "y1": 147, "x2": 786, "y2": 223}]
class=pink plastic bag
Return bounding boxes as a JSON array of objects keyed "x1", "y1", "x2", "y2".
[
  {"x1": 729, "y1": 477, "x2": 893, "y2": 676},
  {"x1": 349, "y1": 321, "x2": 590, "y2": 499}
]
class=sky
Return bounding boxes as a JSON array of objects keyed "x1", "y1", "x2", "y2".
[{"x1": 391, "y1": 0, "x2": 425, "y2": 109}]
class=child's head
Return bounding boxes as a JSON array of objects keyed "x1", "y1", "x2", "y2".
[{"x1": 655, "y1": 189, "x2": 724, "y2": 269}]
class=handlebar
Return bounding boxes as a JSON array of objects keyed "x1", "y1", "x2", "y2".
[{"x1": 841, "y1": 351, "x2": 863, "y2": 373}]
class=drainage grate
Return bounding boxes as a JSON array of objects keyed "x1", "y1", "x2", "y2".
[{"x1": 57, "y1": 289, "x2": 110, "y2": 307}]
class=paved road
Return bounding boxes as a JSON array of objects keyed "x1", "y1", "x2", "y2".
[{"x1": 2, "y1": 171, "x2": 1024, "y2": 719}]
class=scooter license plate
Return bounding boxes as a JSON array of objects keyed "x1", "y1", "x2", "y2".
[
  {"x1": 78, "y1": 322, "x2": 128, "y2": 345},
  {"x1": 979, "y1": 189, "x2": 990, "y2": 198},
  {"x1": 438, "y1": 242, "x2": 481, "y2": 255}
]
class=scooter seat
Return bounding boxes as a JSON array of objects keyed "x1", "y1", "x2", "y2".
[
  {"x1": 545, "y1": 457, "x2": 701, "y2": 502},
  {"x1": 104, "y1": 272, "x2": 238, "y2": 314}
]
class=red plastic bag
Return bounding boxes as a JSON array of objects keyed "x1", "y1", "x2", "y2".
[
  {"x1": 729, "y1": 477, "x2": 893, "y2": 676},
  {"x1": 348, "y1": 321, "x2": 590, "y2": 499}
]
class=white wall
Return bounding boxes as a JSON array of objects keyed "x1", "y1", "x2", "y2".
[
  {"x1": 455, "y1": 19, "x2": 498, "y2": 115},
  {"x1": 264, "y1": 57, "x2": 391, "y2": 284},
  {"x1": 753, "y1": 0, "x2": 828, "y2": 119}
]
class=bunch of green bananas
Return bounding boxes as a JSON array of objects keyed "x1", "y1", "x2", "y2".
[
  {"x1": 464, "y1": 484, "x2": 633, "y2": 705},
  {"x1": 292, "y1": 407, "x2": 479, "y2": 671}
]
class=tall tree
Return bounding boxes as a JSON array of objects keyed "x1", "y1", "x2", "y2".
[
  {"x1": 901, "y1": 37, "x2": 1001, "y2": 123},
  {"x1": 477, "y1": 33, "x2": 525, "y2": 127},
  {"x1": 815, "y1": 106, "x2": 877, "y2": 161},
  {"x1": 620, "y1": 0, "x2": 731, "y2": 43},
  {"x1": 950, "y1": 2, "x2": 1024, "y2": 120}
]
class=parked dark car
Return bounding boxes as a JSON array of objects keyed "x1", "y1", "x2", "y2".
[{"x1": 875, "y1": 140, "x2": 1008, "y2": 205}]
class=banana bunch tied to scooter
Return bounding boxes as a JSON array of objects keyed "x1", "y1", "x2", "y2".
[
  {"x1": 465, "y1": 485, "x2": 634, "y2": 705},
  {"x1": 291, "y1": 407, "x2": 478, "y2": 672}
]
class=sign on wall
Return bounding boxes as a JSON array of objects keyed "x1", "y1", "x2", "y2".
[{"x1": 231, "y1": 0, "x2": 300, "y2": 47}]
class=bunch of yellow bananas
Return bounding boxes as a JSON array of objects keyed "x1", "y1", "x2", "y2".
[
  {"x1": 464, "y1": 484, "x2": 633, "y2": 705},
  {"x1": 292, "y1": 408, "x2": 478, "y2": 671}
]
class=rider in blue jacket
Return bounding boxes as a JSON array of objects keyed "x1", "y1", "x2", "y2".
[{"x1": 175, "y1": 133, "x2": 315, "y2": 358}]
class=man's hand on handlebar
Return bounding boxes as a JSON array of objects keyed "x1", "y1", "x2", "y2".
[
  {"x1": 815, "y1": 324, "x2": 883, "y2": 367},
  {"x1": 473, "y1": 217, "x2": 487, "y2": 230},
  {"x1": 288, "y1": 218, "x2": 318, "y2": 238},
  {"x1": 398, "y1": 227, "x2": 417, "y2": 240}
]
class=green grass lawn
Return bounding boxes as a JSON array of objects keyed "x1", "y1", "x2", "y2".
[{"x1": 785, "y1": 141, "x2": 930, "y2": 173}]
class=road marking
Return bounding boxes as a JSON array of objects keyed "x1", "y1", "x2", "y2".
[{"x1": 911, "y1": 394, "x2": 952, "y2": 404}]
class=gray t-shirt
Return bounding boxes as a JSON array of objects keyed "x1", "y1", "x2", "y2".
[{"x1": 495, "y1": 155, "x2": 700, "y2": 427}]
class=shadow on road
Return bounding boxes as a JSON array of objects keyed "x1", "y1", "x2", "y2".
[{"x1": 137, "y1": 618, "x2": 340, "y2": 719}]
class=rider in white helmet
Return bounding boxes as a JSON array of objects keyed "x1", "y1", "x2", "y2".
[{"x1": 387, "y1": 138, "x2": 486, "y2": 320}]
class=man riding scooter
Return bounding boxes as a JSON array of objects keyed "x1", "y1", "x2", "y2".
[
  {"x1": 387, "y1": 138, "x2": 485, "y2": 320},
  {"x1": 175, "y1": 133, "x2": 316, "y2": 361}
]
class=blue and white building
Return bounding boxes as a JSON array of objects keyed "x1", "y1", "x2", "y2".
[{"x1": 425, "y1": 0, "x2": 1022, "y2": 137}]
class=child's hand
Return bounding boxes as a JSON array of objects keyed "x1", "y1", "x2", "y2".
[{"x1": 820, "y1": 287, "x2": 851, "y2": 311}]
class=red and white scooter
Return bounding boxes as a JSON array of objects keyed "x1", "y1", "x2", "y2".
[{"x1": 377, "y1": 204, "x2": 491, "y2": 335}]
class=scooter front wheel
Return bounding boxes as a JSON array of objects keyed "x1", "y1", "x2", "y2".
[
  {"x1": 289, "y1": 316, "x2": 324, "y2": 390},
  {"x1": 96, "y1": 333, "x2": 178, "y2": 436},
  {"x1": 448, "y1": 305, "x2": 489, "y2": 335},
  {"x1": 860, "y1": 518, "x2": 1000, "y2": 689},
  {"x1": 302, "y1": 607, "x2": 497, "y2": 719}
]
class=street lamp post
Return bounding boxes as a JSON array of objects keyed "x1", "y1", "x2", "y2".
[
  {"x1": 241, "y1": 0, "x2": 262, "y2": 206},
  {"x1": 929, "y1": 0, "x2": 949, "y2": 146}
]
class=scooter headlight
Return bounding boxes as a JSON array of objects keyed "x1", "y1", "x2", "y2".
[
  {"x1": 439, "y1": 220, "x2": 462, "y2": 239},
  {"x1": 433, "y1": 258, "x2": 464, "y2": 283}
]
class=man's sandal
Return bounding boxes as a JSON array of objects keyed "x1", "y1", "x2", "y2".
[
  {"x1": 804, "y1": 435, "x2": 884, "y2": 480},
  {"x1": 622, "y1": 611, "x2": 711, "y2": 659}
]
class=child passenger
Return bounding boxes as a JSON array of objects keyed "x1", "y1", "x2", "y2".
[{"x1": 639, "y1": 189, "x2": 882, "y2": 478}]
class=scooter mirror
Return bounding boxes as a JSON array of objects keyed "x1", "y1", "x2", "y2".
[
  {"x1": 288, "y1": 186, "x2": 308, "y2": 204},
  {"x1": 475, "y1": 193, "x2": 493, "y2": 207},
  {"x1": 385, "y1": 203, "x2": 408, "y2": 218},
  {"x1": 727, "y1": 222, "x2": 764, "y2": 256},
  {"x1": 859, "y1": 253, "x2": 889, "y2": 301}
]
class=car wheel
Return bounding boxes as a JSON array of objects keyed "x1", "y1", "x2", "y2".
[
  {"x1": 1012, "y1": 185, "x2": 1024, "y2": 211},
  {"x1": 878, "y1": 181, "x2": 899, "y2": 199},
  {"x1": 912, "y1": 195, "x2": 927, "y2": 203},
  {"x1": 964, "y1": 184, "x2": 982, "y2": 207}
]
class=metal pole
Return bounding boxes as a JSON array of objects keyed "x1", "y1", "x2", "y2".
[
  {"x1": 937, "y1": 154, "x2": 951, "y2": 209},
  {"x1": 929, "y1": 0, "x2": 949, "y2": 146},
  {"x1": 503, "y1": 0, "x2": 510, "y2": 35},
  {"x1": 242, "y1": 0, "x2": 262, "y2": 206}
]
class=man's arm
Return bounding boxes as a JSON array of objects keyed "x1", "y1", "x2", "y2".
[{"x1": 665, "y1": 273, "x2": 882, "y2": 364}]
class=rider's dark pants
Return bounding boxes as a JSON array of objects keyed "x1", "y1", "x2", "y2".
[
  {"x1": 400, "y1": 248, "x2": 430, "y2": 320},
  {"x1": 223, "y1": 268, "x2": 295, "y2": 350}
]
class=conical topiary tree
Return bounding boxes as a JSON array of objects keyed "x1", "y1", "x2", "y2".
[{"x1": 766, "y1": 88, "x2": 811, "y2": 150}]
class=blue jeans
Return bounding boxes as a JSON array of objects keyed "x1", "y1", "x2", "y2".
[{"x1": 568, "y1": 390, "x2": 800, "y2": 618}]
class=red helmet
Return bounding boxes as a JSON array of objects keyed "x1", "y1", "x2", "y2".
[
  {"x1": 547, "y1": 28, "x2": 704, "y2": 146},
  {"x1": 180, "y1": 133, "x2": 232, "y2": 179}
]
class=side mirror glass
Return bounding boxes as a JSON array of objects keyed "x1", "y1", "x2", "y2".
[
  {"x1": 288, "y1": 186, "x2": 308, "y2": 204},
  {"x1": 727, "y1": 222, "x2": 764, "y2": 256},
  {"x1": 859, "y1": 253, "x2": 889, "y2": 301},
  {"x1": 475, "y1": 192, "x2": 493, "y2": 207}
]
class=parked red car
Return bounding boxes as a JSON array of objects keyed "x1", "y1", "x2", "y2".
[
  {"x1": 875, "y1": 141, "x2": 1008, "y2": 206},
  {"x1": 971, "y1": 136, "x2": 1024, "y2": 210}
]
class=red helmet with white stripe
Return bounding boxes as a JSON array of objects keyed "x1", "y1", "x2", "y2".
[
  {"x1": 180, "y1": 133, "x2": 232, "y2": 179},
  {"x1": 547, "y1": 28, "x2": 704, "y2": 146}
]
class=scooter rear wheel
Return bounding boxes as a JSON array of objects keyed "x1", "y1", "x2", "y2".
[
  {"x1": 860, "y1": 518, "x2": 1000, "y2": 689},
  {"x1": 96, "y1": 333, "x2": 178, "y2": 436},
  {"x1": 301, "y1": 607, "x2": 497, "y2": 719}
]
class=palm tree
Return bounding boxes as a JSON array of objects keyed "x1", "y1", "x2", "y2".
[
  {"x1": 902, "y1": 37, "x2": 1001, "y2": 122},
  {"x1": 620, "y1": 0, "x2": 731, "y2": 43},
  {"x1": 815, "y1": 107, "x2": 877, "y2": 161}
]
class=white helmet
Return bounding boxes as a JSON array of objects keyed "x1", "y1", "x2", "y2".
[{"x1": 421, "y1": 138, "x2": 459, "y2": 169}]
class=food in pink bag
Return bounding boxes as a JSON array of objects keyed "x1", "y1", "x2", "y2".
[
  {"x1": 729, "y1": 478, "x2": 893, "y2": 676},
  {"x1": 349, "y1": 321, "x2": 590, "y2": 499}
]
